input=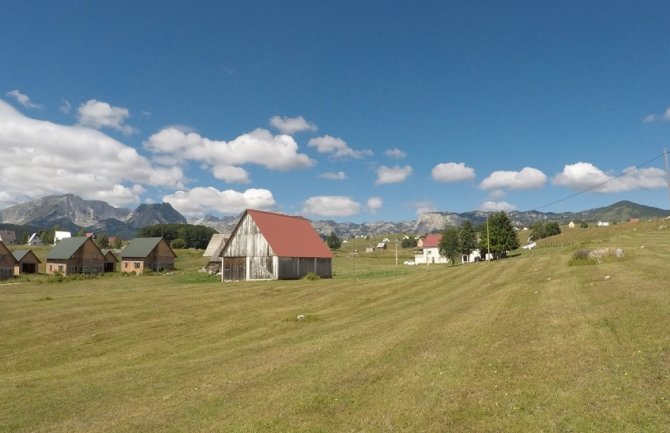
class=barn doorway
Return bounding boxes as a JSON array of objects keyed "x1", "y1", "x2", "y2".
[{"x1": 21, "y1": 263, "x2": 37, "y2": 274}]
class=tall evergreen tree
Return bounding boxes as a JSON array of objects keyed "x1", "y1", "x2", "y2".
[
  {"x1": 458, "y1": 220, "x2": 477, "y2": 257},
  {"x1": 486, "y1": 211, "x2": 519, "y2": 259},
  {"x1": 439, "y1": 227, "x2": 460, "y2": 266}
]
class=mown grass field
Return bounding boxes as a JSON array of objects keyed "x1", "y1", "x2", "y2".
[{"x1": 1, "y1": 222, "x2": 669, "y2": 432}]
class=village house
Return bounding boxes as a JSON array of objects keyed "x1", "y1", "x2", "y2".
[
  {"x1": 120, "y1": 238, "x2": 176, "y2": 274},
  {"x1": 414, "y1": 233, "x2": 448, "y2": 265},
  {"x1": 101, "y1": 249, "x2": 118, "y2": 273},
  {"x1": 45, "y1": 237, "x2": 106, "y2": 276},
  {"x1": 0, "y1": 230, "x2": 17, "y2": 245},
  {"x1": 0, "y1": 240, "x2": 18, "y2": 279},
  {"x1": 220, "y1": 209, "x2": 333, "y2": 280},
  {"x1": 12, "y1": 249, "x2": 41, "y2": 275},
  {"x1": 28, "y1": 233, "x2": 43, "y2": 246}
]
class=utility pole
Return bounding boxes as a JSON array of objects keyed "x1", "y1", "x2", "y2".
[
  {"x1": 664, "y1": 148, "x2": 670, "y2": 208},
  {"x1": 352, "y1": 236, "x2": 355, "y2": 275},
  {"x1": 395, "y1": 239, "x2": 398, "y2": 266}
]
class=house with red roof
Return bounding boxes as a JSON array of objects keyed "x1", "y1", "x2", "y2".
[
  {"x1": 220, "y1": 209, "x2": 333, "y2": 280},
  {"x1": 414, "y1": 233, "x2": 448, "y2": 265}
]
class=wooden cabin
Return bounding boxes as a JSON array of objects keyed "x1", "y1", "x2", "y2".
[
  {"x1": 220, "y1": 209, "x2": 333, "y2": 281},
  {"x1": 45, "y1": 237, "x2": 106, "y2": 276},
  {"x1": 12, "y1": 249, "x2": 41, "y2": 275},
  {"x1": 0, "y1": 240, "x2": 18, "y2": 279},
  {"x1": 120, "y1": 238, "x2": 176, "y2": 274}
]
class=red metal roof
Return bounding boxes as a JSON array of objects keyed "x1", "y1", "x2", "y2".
[
  {"x1": 422, "y1": 233, "x2": 442, "y2": 248},
  {"x1": 246, "y1": 209, "x2": 333, "y2": 258}
]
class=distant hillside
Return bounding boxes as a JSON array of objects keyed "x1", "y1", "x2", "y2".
[
  {"x1": 2, "y1": 194, "x2": 668, "y2": 241},
  {"x1": 0, "y1": 194, "x2": 187, "y2": 238}
]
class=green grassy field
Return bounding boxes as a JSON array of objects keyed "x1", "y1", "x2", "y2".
[{"x1": 1, "y1": 222, "x2": 669, "y2": 432}]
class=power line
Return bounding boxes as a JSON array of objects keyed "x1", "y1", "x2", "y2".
[{"x1": 532, "y1": 152, "x2": 666, "y2": 211}]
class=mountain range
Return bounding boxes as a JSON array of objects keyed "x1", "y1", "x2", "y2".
[{"x1": 1, "y1": 194, "x2": 668, "y2": 239}]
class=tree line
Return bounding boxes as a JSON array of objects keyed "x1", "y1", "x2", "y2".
[{"x1": 439, "y1": 211, "x2": 520, "y2": 265}]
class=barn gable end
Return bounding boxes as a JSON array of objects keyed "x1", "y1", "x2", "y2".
[{"x1": 220, "y1": 209, "x2": 332, "y2": 281}]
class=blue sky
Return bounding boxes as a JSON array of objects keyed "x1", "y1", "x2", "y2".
[{"x1": 1, "y1": 1, "x2": 670, "y2": 222}]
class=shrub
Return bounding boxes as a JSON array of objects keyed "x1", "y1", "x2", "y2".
[
  {"x1": 304, "y1": 272, "x2": 320, "y2": 281},
  {"x1": 569, "y1": 249, "x2": 597, "y2": 266}
]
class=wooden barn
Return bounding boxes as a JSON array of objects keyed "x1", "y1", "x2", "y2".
[
  {"x1": 220, "y1": 209, "x2": 333, "y2": 281},
  {"x1": 12, "y1": 249, "x2": 41, "y2": 275},
  {"x1": 45, "y1": 237, "x2": 106, "y2": 276},
  {"x1": 0, "y1": 240, "x2": 18, "y2": 279},
  {"x1": 120, "y1": 238, "x2": 176, "y2": 274}
]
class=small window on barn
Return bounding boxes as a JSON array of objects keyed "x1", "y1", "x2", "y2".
[
  {"x1": 134, "y1": 262, "x2": 140, "y2": 269},
  {"x1": 58, "y1": 265, "x2": 63, "y2": 272}
]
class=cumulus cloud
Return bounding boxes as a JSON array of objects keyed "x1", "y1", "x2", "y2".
[
  {"x1": 375, "y1": 165, "x2": 413, "y2": 185},
  {"x1": 642, "y1": 107, "x2": 670, "y2": 123},
  {"x1": 367, "y1": 196, "x2": 383, "y2": 212},
  {"x1": 477, "y1": 201, "x2": 517, "y2": 212},
  {"x1": 480, "y1": 167, "x2": 547, "y2": 190},
  {"x1": 145, "y1": 127, "x2": 314, "y2": 183},
  {"x1": 5, "y1": 90, "x2": 42, "y2": 109},
  {"x1": 552, "y1": 162, "x2": 666, "y2": 192},
  {"x1": 308, "y1": 135, "x2": 373, "y2": 159},
  {"x1": 163, "y1": 187, "x2": 276, "y2": 216},
  {"x1": 320, "y1": 171, "x2": 347, "y2": 180},
  {"x1": 385, "y1": 147, "x2": 407, "y2": 159},
  {"x1": 77, "y1": 99, "x2": 136, "y2": 135},
  {"x1": 212, "y1": 165, "x2": 251, "y2": 183},
  {"x1": 431, "y1": 162, "x2": 476, "y2": 183},
  {"x1": 0, "y1": 99, "x2": 183, "y2": 207},
  {"x1": 269, "y1": 115, "x2": 317, "y2": 134},
  {"x1": 302, "y1": 196, "x2": 361, "y2": 217}
]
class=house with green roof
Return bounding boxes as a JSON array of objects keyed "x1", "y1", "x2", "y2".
[
  {"x1": 12, "y1": 249, "x2": 41, "y2": 275},
  {"x1": 101, "y1": 249, "x2": 118, "y2": 272},
  {"x1": 120, "y1": 237, "x2": 176, "y2": 274},
  {"x1": 0, "y1": 240, "x2": 19, "y2": 280},
  {"x1": 45, "y1": 237, "x2": 106, "y2": 276}
]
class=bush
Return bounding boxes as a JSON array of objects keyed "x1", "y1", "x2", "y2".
[
  {"x1": 569, "y1": 249, "x2": 597, "y2": 266},
  {"x1": 303, "y1": 272, "x2": 321, "y2": 281}
]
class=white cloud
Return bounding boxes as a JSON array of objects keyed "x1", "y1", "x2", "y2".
[
  {"x1": 212, "y1": 165, "x2": 251, "y2": 183},
  {"x1": 88, "y1": 184, "x2": 146, "y2": 206},
  {"x1": 320, "y1": 171, "x2": 347, "y2": 180},
  {"x1": 308, "y1": 135, "x2": 373, "y2": 159},
  {"x1": 488, "y1": 189, "x2": 506, "y2": 199},
  {"x1": 5, "y1": 90, "x2": 42, "y2": 109},
  {"x1": 375, "y1": 165, "x2": 412, "y2": 185},
  {"x1": 385, "y1": 147, "x2": 407, "y2": 159},
  {"x1": 431, "y1": 162, "x2": 476, "y2": 183},
  {"x1": 77, "y1": 99, "x2": 136, "y2": 135},
  {"x1": 411, "y1": 201, "x2": 436, "y2": 215},
  {"x1": 163, "y1": 187, "x2": 276, "y2": 216},
  {"x1": 302, "y1": 196, "x2": 361, "y2": 217},
  {"x1": 59, "y1": 99, "x2": 71, "y2": 114},
  {"x1": 269, "y1": 115, "x2": 317, "y2": 134},
  {"x1": 642, "y1": 107, "x2": 670, "y2": 123},
  {"x1": 552, "y1": 162, "x2": 666, "y2": 192},
  {"x1": 477, "y1": 201, "x2": 517, "y2": 212},
  {"x1": 367, "y1": 196, "x2": 383, "y2": 212},
  {"x1": 145, "y1": 127, "x2": 314, "y2": 183},
  {"x1": 0, "y1": 99, "x2": 183, "y2": 207},
  {"x1": 480, "y1": 167, "x2": 547, "y2": 190}
]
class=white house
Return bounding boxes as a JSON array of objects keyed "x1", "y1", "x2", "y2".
[
  {"x1": 597, "y1": 221, "x2": 610, "y2": 227},
  {"x1": 27, "y1": 233, "x2": 43, "y2": 246},
  {"x1": 414, "y1": 234, "x2": 448, "y2": 264},
  {"x1": 461, "y1": 249, "x2": 482, "y2": 263},
  {"x1": 568, "y1": 221, "x2": 575, "y2": 228}
]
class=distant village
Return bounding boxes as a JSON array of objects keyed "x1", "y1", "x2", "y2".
[{"x1": 1, "y1": 203, "x2": 636, "y2": 283}]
